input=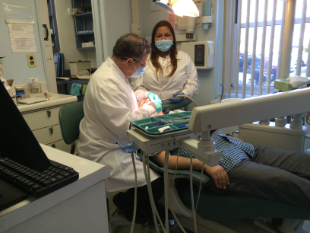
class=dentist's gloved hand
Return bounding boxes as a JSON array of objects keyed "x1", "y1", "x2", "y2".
[
  {"x1": 148, "y1": 92, "x2": 160, "y2": 102},
  {"x1": 168, "y1": 92, "x2": 184, "y2": 103},
  {"x1": 148, "y1": 92, "x2": 162, "y2": 113},
  {"x1": 148, "y1": 100, "x2": 162, "y2": 113},
  {"x1": 121, "y1": 142, "x2": 138, "y2": 153}
]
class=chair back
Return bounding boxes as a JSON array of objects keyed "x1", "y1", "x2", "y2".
[{"x1": 59, "y1": 101, "x2": 84, "y2": 152}]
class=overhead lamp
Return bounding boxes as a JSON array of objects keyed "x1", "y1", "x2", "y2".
[{"x1": 153, "y1": 0, "x2": 200, "y2": 17}]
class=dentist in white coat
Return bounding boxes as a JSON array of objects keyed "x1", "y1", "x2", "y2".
[{"x1": 77, "y1": 33, "x2": 165, "y2": 224}]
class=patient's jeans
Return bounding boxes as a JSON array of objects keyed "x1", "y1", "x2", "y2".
[{"x1": 207, "y1": 145, "x2": 310, "y2": 208}]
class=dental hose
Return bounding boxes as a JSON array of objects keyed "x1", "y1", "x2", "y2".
[
  {"x1": 196, "y1": 165, "x2": 205, "y2": 212},
  {"x1": 174, "y1": 95, "x2": 198, "y2": 107},
  {"x1": 130, "y1": 152, "x2": 138, "y2": 233},
  {"x1": 142, "y1": 152, "x2": 166, "y2": 233},
  {"x1": 170, "y1": 148, "x2": 188, "y2": 233},
  {"x1": 189, "y1": 155, "x2": 198, "y2": 233}
]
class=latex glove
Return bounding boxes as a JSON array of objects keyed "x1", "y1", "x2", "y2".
[
  {"x1": 150, "y1": 100, "x2": 162, "y2": 113},
  {"x1": 148, "y1": 92, "x2": 162, "y2": 113},
  {"x1": 168, "y1": 92, "x2": 184, "y2": 103},
  {"x1": 148, "y1": 92, "x2": 160, "y2": 102},
  {"x1": 121, "y1": 142, "x2": 138, "y2": 153}
]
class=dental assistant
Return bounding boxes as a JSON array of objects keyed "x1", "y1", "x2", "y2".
[
  {"x1": 77, "y1": 34, "x2": 164, "y2": 223},
  {"x1": 133, "y1": 20, "x2": 200, "y2": 103}
]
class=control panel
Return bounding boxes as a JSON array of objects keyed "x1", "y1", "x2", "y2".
[
  {"x1": 194, "y1": 44, "x2": 205, "y2": 66},
  {"x1": 181, "y1": 41, "x2": 214, "y2": 69}
]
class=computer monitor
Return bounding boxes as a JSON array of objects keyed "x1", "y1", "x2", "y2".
[{"x1": 0, "y1": 82, "x2": 51, "y2": 172}]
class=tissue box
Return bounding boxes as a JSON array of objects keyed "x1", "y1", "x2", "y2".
[
  {"x1": 274, "y1": 79, "x2": 294, "y2": 91},
  {"x1": 82, "y1": 42, "x2": 95, "y2": 48}
]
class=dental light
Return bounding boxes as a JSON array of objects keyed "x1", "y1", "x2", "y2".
[{"x1": 153, "y1": 0, "x2": 200, "y2": 17}]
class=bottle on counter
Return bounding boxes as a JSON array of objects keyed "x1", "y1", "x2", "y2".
[{"x1": 30, "y1": 78, "x2": 41, "y2": 94}]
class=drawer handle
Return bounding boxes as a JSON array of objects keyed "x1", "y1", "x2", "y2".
[
  {"x1": 47, "y1": 110, "x2": 51, "y2": 117},
  {"x1": 51, "y1": 144, "x2": 56, "y2": 148},
  {"x1": 49, "y1": 127, "x2": 54, "y2": 134}
]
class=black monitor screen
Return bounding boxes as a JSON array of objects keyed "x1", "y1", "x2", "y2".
[{"x1": 0, "y1": 82, "x2": 51, "y2": 172}]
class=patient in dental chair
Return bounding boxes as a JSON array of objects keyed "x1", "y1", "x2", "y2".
[{"x1": 150, "y1": 130, "x2": 310, "y2": 209}]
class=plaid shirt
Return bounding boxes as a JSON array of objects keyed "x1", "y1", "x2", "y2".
[
  {"x1": 214, "y1": 131, "x2": 255, "y2": 172},
  {"x1": 168, "y1": 130, "x2": 255, "y2": 172},
  {"x1": 166, "y1": 130, "x2": 255, "y2": 188}
]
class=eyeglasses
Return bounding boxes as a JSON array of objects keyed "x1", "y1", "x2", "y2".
[
  {"x1": 123, "y1": 57, "x2": 146, "y2": 68},
  {"x1": 133, "y1": 58, "x2": 146, "y2": 68}
]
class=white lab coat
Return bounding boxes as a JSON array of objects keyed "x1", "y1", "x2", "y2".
[
  {"x1": 77, "y1": 58, "x2": 160, "y2": 192},
  {"x1": 133, "y1": 50, "x2": 200, "y2": 101}
]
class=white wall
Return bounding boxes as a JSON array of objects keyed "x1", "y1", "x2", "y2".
[
  {"x1": 0, "y1": 0, "x2": 46, "y2": 84},
  {"x1": 139, "y1": 0, "x2": 169, "y2": 38},
  {"x1": 192, "y1": 0, "x2": 218, "y2": 108},
  {"x1": 139, "y1": 0, "x2": 219, "y2": 109},
  {"x1": 54, "y1": 0, "x2": 97, "y2": 70},
  {"x1": 103, "y1": 0, "x2": 132, "y2": 56}
]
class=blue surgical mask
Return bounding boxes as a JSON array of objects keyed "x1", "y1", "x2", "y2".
[
  {"x1": 131, "y1": 62, "x2": 145, "y2": 78},
  {"x1": 155, "y1": 40, "x2": 173, "y2": 52}
]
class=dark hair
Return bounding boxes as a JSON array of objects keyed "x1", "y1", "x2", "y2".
[
  {"x1": 150, "y1": 20, "x2": 178, "y2": 77},
  {"x1": 112, "y1": 33, "x2": 151, "y2": 61}
]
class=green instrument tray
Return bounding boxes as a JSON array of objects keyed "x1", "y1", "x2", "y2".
[{"x1": 132, "y1": 111, "x2": 191, "y2": 135}]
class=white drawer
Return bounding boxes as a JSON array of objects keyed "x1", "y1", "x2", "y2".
[
  {"x1": 22, "y1": 107, "x2": 61, "y2": 130},
  {"x1": 32, "y1": 124, "x2": 63, "y2": 144},
  {"x1": 47, "y1": 140, "x2": 71, "y2": 154}
]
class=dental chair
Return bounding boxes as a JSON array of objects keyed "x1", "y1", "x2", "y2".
[
  {"x1": 128, "y1": 88, "x2": 310, "y2": 233},
  {"x1": 147, "y1": 159, "x2": 310, "y2": 233}
]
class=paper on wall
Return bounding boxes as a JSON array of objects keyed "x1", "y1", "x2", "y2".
[
  {"x1": 5, "y1": 19, "x2": 36, "y2": 53},
  {"x1": 6, "y1": 19, "x2": 35, "y2": 24},
  {"x1": 8, "y1": 24, "x2": 35, "y2": 39},
  {"x1": 10, "y1": 38, "x2": 37, "y2": 52}
]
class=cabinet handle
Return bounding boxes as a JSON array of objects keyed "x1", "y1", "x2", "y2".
[
  {"x1": 49, "y1": 127, "x2": 54, "y2": 134},
  {"x1": 51, "y1": 144, "x2": 56, "y2": 148},
  {"x1": 47, "y1": 110, "x2": 51, "y2": 117},
  {"x1": 42, "y1": 24, "x2": 49, "y2": 41}
]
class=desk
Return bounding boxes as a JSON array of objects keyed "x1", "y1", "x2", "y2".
[{"x1": 0, "y1": 144, "x2": 110, "y2": 233}]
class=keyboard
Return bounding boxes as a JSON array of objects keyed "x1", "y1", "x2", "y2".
[{"x1": 0, "y1": 157, "x2": 79, "y2": 198}]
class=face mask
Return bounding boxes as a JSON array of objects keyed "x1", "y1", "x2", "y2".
[
  {"x1": 131, "y1": 62, "x2": 145, "y2": 78},
  {"x1": 155, "y1": 40, "x2": 173, "y2": 52}
]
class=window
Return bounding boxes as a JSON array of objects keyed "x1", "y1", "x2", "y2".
[{"x1": 223, "y1": 0, "x2": 310, "y2": 99}]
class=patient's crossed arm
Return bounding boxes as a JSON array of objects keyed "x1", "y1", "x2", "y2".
[{"x1": 151, "y1": 150, "x2": 230, "y2": 189}]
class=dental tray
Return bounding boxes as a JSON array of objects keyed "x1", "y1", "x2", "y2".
[{"x1": 132, "y1": 111, "x2": 191, "y2": 137}]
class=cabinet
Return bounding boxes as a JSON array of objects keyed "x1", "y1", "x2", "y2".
[
  {"x1": 72, "y1": 0, "x2": 95, "y2": 49},
  {"x1": 47, "y1": 0, "x2": 60, "y2": 51},
  {"x1": 18, "y1": 94, "x2": 77, "y2": 153}
]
